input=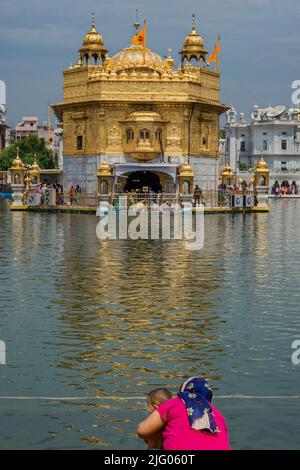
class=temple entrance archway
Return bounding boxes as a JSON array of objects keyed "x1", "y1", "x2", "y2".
[{"x1": 124, "y1": 171, "x2": 162, "y2": 193}]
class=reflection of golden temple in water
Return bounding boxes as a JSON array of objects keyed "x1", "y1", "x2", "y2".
[
  {"x1": 51, "y1": 217, "x2": 226, "y2": 399},
  {"x1": 53, "y1": 14, "x2": 228, "y2": 194}
]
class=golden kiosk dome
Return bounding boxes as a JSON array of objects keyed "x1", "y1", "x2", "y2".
[
  {"x1": 180, "y1": 161, "x2": 194, "y2": 177},
  {"x1": 11, "y1": 148, "x2": 25, "y2": 170},
  {"x1": 97, "y1": 160, "x2": 111, "y2": 177},
  {"x1": 82, "y1": 14, "x2": 104, "y2": 48},
  {"x1": 183, "y1": 31, "x2": 204, "y2": 52},
  {"x1": 180, "y1": 14, "x2": 207, "y2": 68},
  {"x1": 222, "y1": 163, "x2": 233, "y2": 176},
  {"x1": 181, "y1": 14, "x2": 205, "y2": 53},
  {"x1": 79, "y1": 14, "x2": 108, "y2": 66},
  {"x1": 29, "y1": 155, "x2": 41, "y2": 175},
  {"x1": 256, "y1": 155, "x2": 269, "y2": 171}
]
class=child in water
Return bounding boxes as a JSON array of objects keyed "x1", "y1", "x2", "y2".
[{"x1": 144, "y1": 388, "x2": 173, "y2": 449}]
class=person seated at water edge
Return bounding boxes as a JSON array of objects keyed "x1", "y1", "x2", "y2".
[{"x1": 137, "y1": 377, "x2": 231, "y2": 451}]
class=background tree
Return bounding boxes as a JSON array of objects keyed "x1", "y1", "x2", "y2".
[{"x1": 0, "y1": 135, "x2": 55, "y2": 170}]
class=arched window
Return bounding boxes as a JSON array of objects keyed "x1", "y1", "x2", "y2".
[
  {"x1": 190, "y1": 56, "x2": 198, "y2": 67},
  {"x1": 156, "y1": 129, "x2": 162, "y2": 141},
  {"x1": 126, "y1": 129, "x2": 134, "y2": 143},
  {"x1": 139, "y1": 129, "x2": 151, "y2": 141},
  {"x1": 77, "y1": 136, "x2": 83, "y2": 150},
  {"x1": 182, "y1": 56, "x2": 188, "y2": 67},
  {"x1": 92, "y1": 54, "x2": 98, "y2": 65}
]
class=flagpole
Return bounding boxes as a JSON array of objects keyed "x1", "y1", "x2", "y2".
[
  {"x1": 143, "y1": 20, "x2": 146, "y2": 65},
  {"x1": 217, "y1": 33, "x2": 221, "y2": 73}
]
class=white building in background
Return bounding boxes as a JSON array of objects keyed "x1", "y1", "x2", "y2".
[
  {"x1": 53, "y1": 120, "x2": 63, "y2": 170},
  {"x1": 0, "y1": 80, "x2": 7, "y2": 150},
  {"x1": 15, "y1": 116, "x2": 54, "y2": 144},
  {"x1": 224, "y1": 105, "x2": 300, "y2": 185}
]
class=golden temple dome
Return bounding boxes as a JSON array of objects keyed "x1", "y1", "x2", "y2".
[
  {"x1": 110, "y1": 45, "x2": 163, "y2": 70},
  {"x1": 180, "y1": 161, "x2": 194, "y2": 177},
  {"x1": 11, "y1": 148, "x2": 25, "y2": 170},
  {"x1": 97, "y1": 160, "x2": 111, "y2": 177},
  {"x1": 182, "y1": 14, "x2": 205, "y2": 52},
  {"x1": 82, "y1": 14, "x2": 104, "y2": 48}
]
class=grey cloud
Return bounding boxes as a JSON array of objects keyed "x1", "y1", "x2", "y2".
[{"x1": 1, "y1": 0, "x2": 300, "y2": 123}]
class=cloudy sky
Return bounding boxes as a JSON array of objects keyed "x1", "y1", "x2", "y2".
[{"x1": 0, "y1": 0, "x2": 299, "y2": 126}]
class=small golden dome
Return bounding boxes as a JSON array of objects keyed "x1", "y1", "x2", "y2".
[
  {"x1": 164, "y1": 49, "x2": 175, "y2": 69},
  {"x1": 83, "y1": 27, "x2": 104, "y2": 47},
  {"x1": 222, "y1": 163, "x2": 233, "y2": 176},
  {"x1": 11, "y1": 148, "x2": 25, "y2": 170},
  {"x1": 82, "y1": 14, "x2": 104, "y2": 47},
  {"x1": 97, "y1": 160, "x2": 111, "y2": 177},
  {"x1": 182, "y1": 15, "x2": 205, "y2": 51},
  {"x1": 180, "y1": 161, "x2": 194, "y2": 177},
  {"x1": 110, "y1": 45, "x2": 163, "y2": 71},
  {"x1": 256, "y1": 156, "x2": 269, "y2": 170},
  {"x1": 29, "y1": 156, "x2": 41, "y2": 174}
]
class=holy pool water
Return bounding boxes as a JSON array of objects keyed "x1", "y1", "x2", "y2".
[{"x1": 0, "y1": 198, "x2": 299, "y2": 449}]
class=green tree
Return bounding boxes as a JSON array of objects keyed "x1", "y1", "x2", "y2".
[
  {"x1": 238, "y1": 162, "x2": 251, "y2": 171},
  {"x1": 0, "y1": 135, "x2": 55, "y2": 170}
]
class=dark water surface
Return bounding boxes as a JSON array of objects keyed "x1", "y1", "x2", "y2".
[{"x1": 0, "y1": 198, "x2": 300, "y2": 449}]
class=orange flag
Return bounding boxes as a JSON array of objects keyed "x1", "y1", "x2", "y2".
[
  {"x1": 208, "y1": 36, "x2": 220, "y2": 63},
  {"x1": 131, "y1": 22, "x2": 146, "y2": 47}
]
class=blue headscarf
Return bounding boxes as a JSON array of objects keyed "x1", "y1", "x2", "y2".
[{"x1": 178, "y1": 377, "x2": 219, "y2": 433}]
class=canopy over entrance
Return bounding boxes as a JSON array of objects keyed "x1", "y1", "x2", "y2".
[{"x1": 114, "y1": 163, "x2": 178, "y2": 182}]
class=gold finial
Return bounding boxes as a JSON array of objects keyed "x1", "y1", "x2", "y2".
[
  {"x1": 134, "y1": 9, "x2": 141, "y2": 33},
  {"x1": 92, "y1": 12, "x2": 95, "y2": 28},
  {"x1": 192, "y1": 13, "x2": 196, "y2": 31},
  {"x1": 168, "y1": 48, "x2": 172, "y2": 58}
]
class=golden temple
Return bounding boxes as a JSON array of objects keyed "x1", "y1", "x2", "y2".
[{"x1": 52, "y1": 14, "x2": 228, "y2": 194}]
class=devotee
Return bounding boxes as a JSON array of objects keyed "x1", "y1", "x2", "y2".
[
  {"x1": 137, "y1": 377, "x2": 231, "y2": 451},
  {"x1": 69, "y1": 185, "x2": 75, "y2": 205},
  {"x1": 193, "y1": 185, "x2": 202, "y2": 205}
]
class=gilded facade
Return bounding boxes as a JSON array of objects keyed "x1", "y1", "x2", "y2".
[{"x1": 53, "y1": 15, "x2": 228, "y2": 193}]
